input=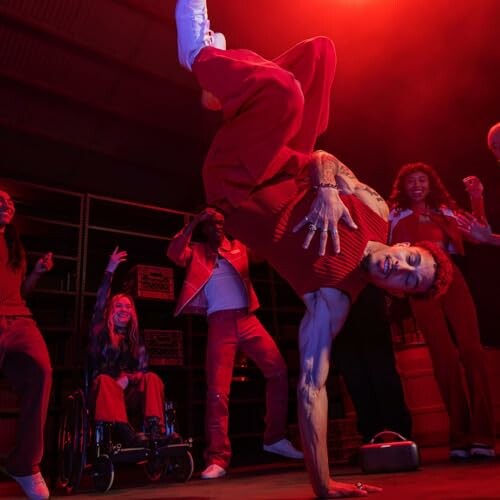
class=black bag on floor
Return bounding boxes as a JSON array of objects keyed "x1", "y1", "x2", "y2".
[{"x1": 359, "y1": 431, "x2": 419, "y2": 473}]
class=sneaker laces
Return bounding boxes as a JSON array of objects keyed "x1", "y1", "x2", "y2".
[{"x1": 203, "y1": 20, "x2": 214, "y2": 46}]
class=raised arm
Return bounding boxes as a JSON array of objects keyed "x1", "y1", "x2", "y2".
[
  {"x1": 89, "y1": 247, "x2": 127, "y2": 356},
  {"x1": 21, "y1": 252, "x2": 54, "y2": 298},
  {"x1": 167, "y1": 209, "x2": 214, "y2": 266},
  {"x1": 463, "y1": 176, "x2": 487, "y2": 224}
]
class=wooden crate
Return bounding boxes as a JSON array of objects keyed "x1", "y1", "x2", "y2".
[
  {"x1": 127, "y1": 265, "x2": 175, "y2": 301},
  {"x1": 143, "y1": 329, "x2": 184, "y2": 366}
]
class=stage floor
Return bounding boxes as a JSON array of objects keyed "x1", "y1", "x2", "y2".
[{"x1": 2, "y1": 448, "x2": 500, "y2": 499}]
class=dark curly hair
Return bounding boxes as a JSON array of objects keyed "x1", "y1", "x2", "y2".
[
  {"x1": 388, "y1": 162, "x2": 458, "y2": 212},
  {"x1": 414, "y1": 240, "x2": 454, "y2": 299}
]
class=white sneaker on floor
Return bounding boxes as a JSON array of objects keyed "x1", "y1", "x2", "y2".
[
  {"x1": 201, "y1": 463, "x2": 226, "y2": 479},
  {"x1": 11, "y1": 472, "x2": 50, "y2": 500},
  {"x1": 449, "y1": 448, "x2": 470, "y2": 460},
  {"x1": 175, "y1": 0, "x2": 225, "y2": 71},
  {"x1": 470, "y1": 444, "x2": 496, "y2": 458},
  {"x1": 263, "y1": 438, "x2": 304, "y2": 459}
]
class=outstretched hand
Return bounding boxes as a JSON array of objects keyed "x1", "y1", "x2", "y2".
[
  {"x1": 105, "y1": 246, "x2": 128, "y2": 273},
  {"x1": 33, "y1": 252, "x2": 54, "y2": 274},
  {"x1": 34, "y1": 252, "x2": 54, "y2": 274},
  {"x1": 325, "y1": 479, "x2": 382, "y2": 498},
  {"x1": 292, "y1": 188, "x2": 358, "y2": 256},
  {"x1": 456, "y1": 212, "x2": 492, "y2": 243}
]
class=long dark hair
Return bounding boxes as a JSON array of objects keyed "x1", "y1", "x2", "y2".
[
  {"x1": 388, "y1": 162, "x2": 458, "y2": 212},
  {"x1": 4, "y1": 223, "x2": 25, "y2": 271}
]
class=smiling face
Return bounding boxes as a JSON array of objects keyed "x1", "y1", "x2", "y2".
[
  {"x1": 202, "y1": 211, "x2": 225, "y2": 247},
  {"x1": 363, "y1": 242, "x2": 437, "y2": 296},
  {"x1": 0, "y1": 189, "x2": 15, "y2": 228},
  {"x1": 111, "y1": 295, "x2": 133, "y2": 328},
  {"x1": 403, "y1": 171, "x2": 430, "y2": 206}
]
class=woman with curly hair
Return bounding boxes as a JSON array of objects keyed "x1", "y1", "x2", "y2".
[
  {"x1": 388, "y1": 162, "x2": 495, "y2": 460},
  {"x1": 89, "y1": 247, "x2": 165, "y2": 446}
]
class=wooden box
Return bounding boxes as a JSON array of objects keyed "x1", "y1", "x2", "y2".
[
  {"x1": 143, "y1": 329, "x2": 184, "y2": 366},
  {"x1": 128, "y1": 265, "x2": 175, "y2": 301}
]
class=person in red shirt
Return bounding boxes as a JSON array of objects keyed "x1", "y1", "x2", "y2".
[
  {"x1": 167, "y1": 208, "x2": 303, "y2": 480},
  {"x1": 174, "y1": 1, "x2": 452, "y2": 496},
  {"x1": 388, "y1": 162, "x2": 495, "y2": 460},
  {"x1": 0, "y1": 188, "x2": 53, "y2": 500}
]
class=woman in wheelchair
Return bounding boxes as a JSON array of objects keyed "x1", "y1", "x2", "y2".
[{"x1": 88, "y1": 246, "x2": 166, "y2": 448}]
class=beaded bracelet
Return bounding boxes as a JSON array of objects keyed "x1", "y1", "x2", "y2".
[{"x1": 313, "y1": 183, "x2": 338, "y2": 190}]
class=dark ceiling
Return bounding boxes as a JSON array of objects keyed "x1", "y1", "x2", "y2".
[{"x1": 1, "y1": 0, "x2": 499, "y2": 213}]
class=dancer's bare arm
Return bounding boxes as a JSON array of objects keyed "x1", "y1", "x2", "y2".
[
  {"x1": 293, "y1": 151, "x2": 388, "y2": 256},
  {"x1": 298, "y1": 288, "x2": 382, "y2": 498},
  {"x1": 331, "y1": 154, "x2": 389, "y2": 221}
]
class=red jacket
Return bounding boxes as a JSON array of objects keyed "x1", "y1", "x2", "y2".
[{"x1": 167, "y1": 231, "x2": 260, "y2": 317}]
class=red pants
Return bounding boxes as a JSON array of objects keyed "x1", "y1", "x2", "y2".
[
  {"x1": 410, "y1": 265, "x2": 495, "y2": 448},
  {"x1": 0, "y1": 316, "x2": 52, "y2": 475},
  {"x1": 92, "y1": 372, "x2": 165, "y2": 431},
  {"x1": 205, "y1": 309, "x2": 288, "y2": 468},
  {"x1": 193, "y1": 37, "x2": 335, "y2": 214}
]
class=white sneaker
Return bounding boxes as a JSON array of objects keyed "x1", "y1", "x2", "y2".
[
  {"x1": 470, "y1": 444, "x2": 496, "y2": 458},
  {"x1": 449, "y1": 448, "x2": 470, "y2": 460},
  {"x1": 201, "y1": 463, "x2": 226, "y2": 479},
  {"x1": 175, "y1": 0, "x2": 225, "y2": 70},
  {"x1": 263, "y1": 438, "x2": 304, "y2": 459},
  {"x1": 11, "y1": 472, "x2": 50, "y2": 500}
]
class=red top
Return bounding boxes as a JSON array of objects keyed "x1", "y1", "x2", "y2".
[
  {"x1": 391, "y1": 213, "x2": 447, "y2": 244},
  {"x1": 167, "y1": 235, "x2": 260, "y2": 317},
  {"x1": 0, "y1": 235, "x2": 30, "y2": 316},
  {"x1": 389, "y1": 207, "x2": 464, "y2": 254},
  {"x1": 224, "y1": 162, "x2": 388, "y2": 302}
]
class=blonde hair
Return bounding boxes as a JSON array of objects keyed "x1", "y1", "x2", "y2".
[{"x1": 106, "y1": 293, "x2": 139, "y2": 356}]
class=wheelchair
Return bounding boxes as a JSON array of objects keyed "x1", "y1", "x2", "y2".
[{"x1": 57, "y1": 381, "x2": 194, "y2": 494}]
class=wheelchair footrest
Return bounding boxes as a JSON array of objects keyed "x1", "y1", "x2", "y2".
[{"x1": 157, "y1": 443, "x2": 191, "y2": 458}]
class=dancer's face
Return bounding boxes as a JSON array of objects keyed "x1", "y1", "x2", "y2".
[
  {"x1": 403, "y1": 171, "x2": 430, "y2": 205},
  {"x1": 363, "y1": 243, "x2": 436, "y2": 296},
  {"x1": 112, "y1": 296, "x2": 133, "y2": 328},
  {"x1": 0, "y1": 190, "x2": 15, "y2": 227},
  {"x1": 202, "y1": 212, "x2": 225, "y2": 246}
]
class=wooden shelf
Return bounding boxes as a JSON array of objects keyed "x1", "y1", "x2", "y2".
[{"x1": 0, "y1": 177, "x2": 304, "y2": 471}]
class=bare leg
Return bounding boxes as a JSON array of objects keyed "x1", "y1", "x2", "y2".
[{"x1": 298, "y1": 288, "x2": 381, "y2": 498}]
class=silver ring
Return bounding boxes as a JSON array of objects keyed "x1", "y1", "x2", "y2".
[
  {"x1": 331, "y1": 228, "x2": 338, "y2": 234},
  {"x1": 356, "y1": 482, "x2": 364, "y2": 490},
  {"x1": 321, "y1": 229, "x2": 328, "y2": 233},
  {"x1": 308, "y1": 223, "x2": 317, "y2": 232}
]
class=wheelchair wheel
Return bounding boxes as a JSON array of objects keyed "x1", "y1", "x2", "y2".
[
  {"x1": 144, "y1": 456, "x2": 167, "y2": 481},
  {"x1": 57, "y1": 389, "x2": 87, "y2": 494},
  {"x1": 92, "y1": 454, "x2": 114, "y2": 492},
  {"x1": 170, "y1": 450, "x2": 194, "y2": 482}
]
